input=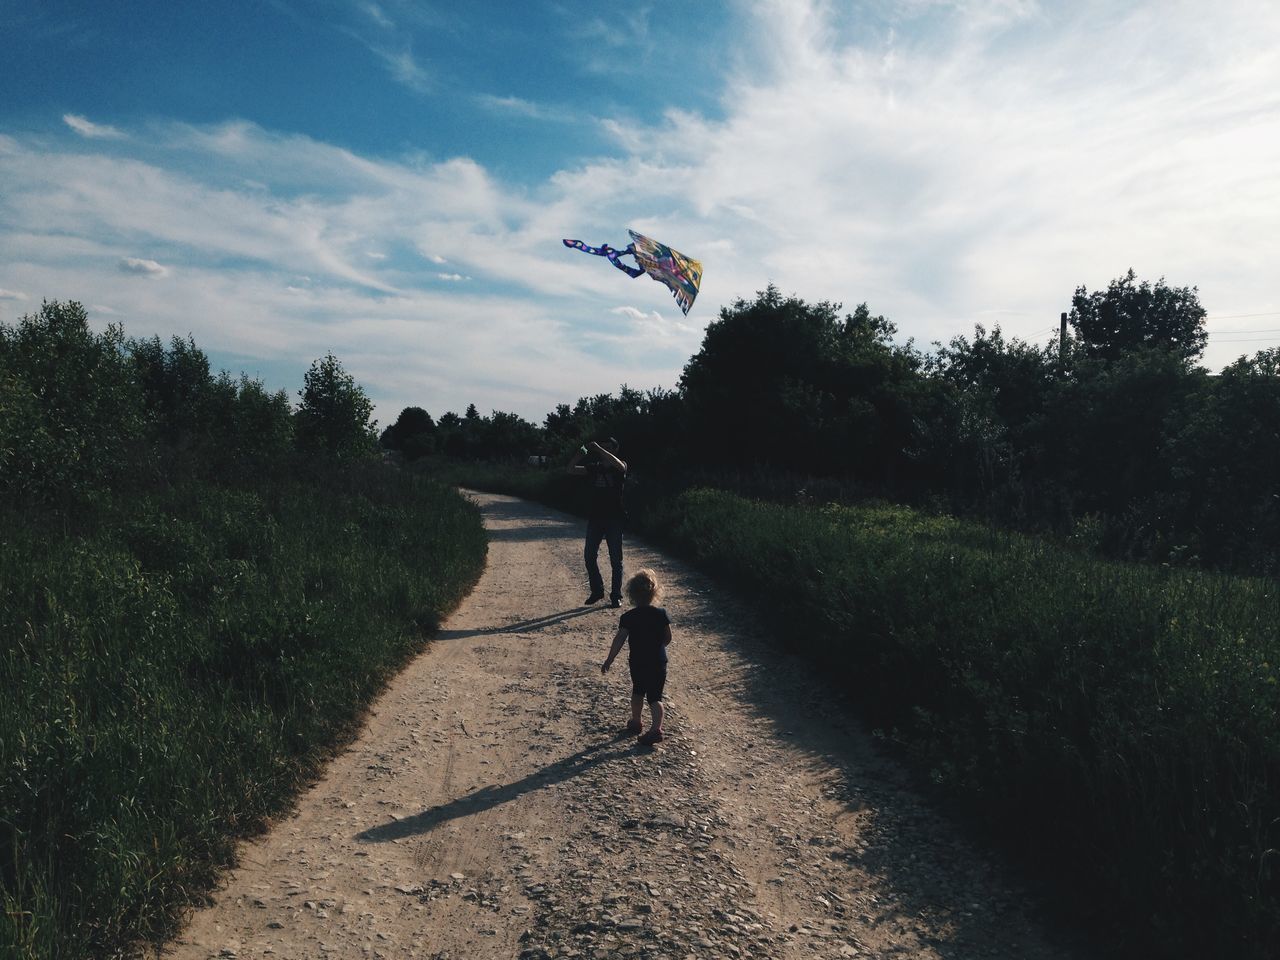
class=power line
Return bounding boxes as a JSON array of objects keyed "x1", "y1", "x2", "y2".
[{"x1": 1206, "y1": 311, "x2": 1280, "y2": 320}]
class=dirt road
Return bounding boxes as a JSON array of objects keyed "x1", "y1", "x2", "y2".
[{"x1": 166, "y1": 490, "x2": 1080, "y2": 960}]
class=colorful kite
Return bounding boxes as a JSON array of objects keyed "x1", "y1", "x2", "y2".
[{"x1": 563, "y1": 229, "x2": 703, "y2": 315}]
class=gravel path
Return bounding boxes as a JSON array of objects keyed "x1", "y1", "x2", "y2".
[{"x1": 164, "y1": 490, "x2": 1083, "y2": 960}]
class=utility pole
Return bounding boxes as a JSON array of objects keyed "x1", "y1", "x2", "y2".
[{"x1": 1059, "y1": 311, "x2": 1068, "y2": 373}]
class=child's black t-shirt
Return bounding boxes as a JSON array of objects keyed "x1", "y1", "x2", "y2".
[{"x1": 619, "y1": 605, "x2": 670, "y2": 666}]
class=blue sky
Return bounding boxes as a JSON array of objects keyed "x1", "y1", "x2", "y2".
[{"x1": 2, "y1": 0, "x2": 1278, "y2": 425}]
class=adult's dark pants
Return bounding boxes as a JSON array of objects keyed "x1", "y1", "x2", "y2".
[{"x1": 585, "y1": 514, "x2": 624, "y2": 601}]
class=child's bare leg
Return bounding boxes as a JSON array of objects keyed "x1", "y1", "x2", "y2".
[
  {"x1": 649, "y1": 700, "x2": 665, "y2": 732},
  {"x1": 631, "y1": 694, "x2": 645, "y2": 726}
]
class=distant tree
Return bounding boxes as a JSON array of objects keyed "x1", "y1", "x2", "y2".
[
  {"x1": 484, "y1": 410, "x2": 542, "y2": 460},
  {"x1": 380, "y1": 406, "x2": 436, "y2": 453},
  {"x1": 295, "y1": 353, "x2": 377, "y2": 462},
  {"x1": 1069, "y1": 269, "x2": 1208, "y2": 363}
]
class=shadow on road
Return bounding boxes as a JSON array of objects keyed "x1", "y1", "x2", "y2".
[
  {"x1": 355, "y1": 738, "x2": 635, "y2": 843},
  {"x1": 435, "y1": 606, "x2": 604, "y2": 641}
]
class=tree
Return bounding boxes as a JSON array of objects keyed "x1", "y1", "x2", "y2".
[
  {"x1": 1069, "y1": 269, "x2": 1208, "y2": 363},
  {"x1": 679, "y1": 285, "x2": 925, "y2": 484},
  {"x1": 1164, "y1": 348, "x2": 1280, "y2": 571},
  {"x1": 295, "y1": 353, "x2": 377, "y2": 462},
  {"x1": 130, "y1": 334, "x2": 214, "y2": 446},
  {"x1": 924, "y1": 325, "x2": 1057, "y2": 505},
  {"x1": 0, "y1": 300, "x2": 145, "y2": 499},
  {"x1": 380, "y1": 406, "x2": 436, "y2": 454}
]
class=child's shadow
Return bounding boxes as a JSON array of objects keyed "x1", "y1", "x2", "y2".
[{"x1": 355, "y1": 738, "x2": 635, "y2": 843}]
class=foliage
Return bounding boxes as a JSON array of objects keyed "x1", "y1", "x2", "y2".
[
  {"x1": 380, "y1": 406, "x2": 436, "y2": 458},
  {"x1": 1162, "y1": 348, "x2": 1280, "y2": 572},
  {"x1": 295, "y1": 353, "x2": 377, "y2": 463},
  {"x1": 1069, "y1": 268, "x2": 1208, "y2": 363},
  {"x1": 679, "y1": 285, "x2": 926, "y2": 484},
  {"x1": 0, "y1": 304, "x2": 487, "y2": 960},
  {"x1": 431, "y1": 404, "x2": 542, "y2": 461},
  {"x1": 129, "y1": 334, "x2": 294, "y2": 478},
  {"x1": 0, "y1": 300, "x2": 145, "y2": 501},
  {"x1": 655, "y1": 489, "x2": 1280, "y2": 959}
]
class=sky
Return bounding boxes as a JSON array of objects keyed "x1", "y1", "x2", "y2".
[{"x1": 2, "y1": 0, "x2": 1278, "y2": 426}]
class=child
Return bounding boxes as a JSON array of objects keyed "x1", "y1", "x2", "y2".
[{"x1": 601, "y1": 568, "x2": 672, "y2": 745}]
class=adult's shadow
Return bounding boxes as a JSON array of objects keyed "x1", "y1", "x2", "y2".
[
  {"x1": 435, "y1": 606, "x2": 603, "y2": 641},
  {"x1": 356, "y1": 738, "x2": 633, "y2": 843}
]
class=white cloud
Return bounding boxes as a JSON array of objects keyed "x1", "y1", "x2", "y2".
[
  {"x1": 474, "y1": 94, "x2": 579, "y2": 124},
  {"x1": 363, "y1": 2, "x2": 393, "y2": 29},
  {"x1": 0, "y1": 288, "x2": 28, "y2": 300},
  {"x1": 610, "y1": 305, "x2": 696, "y2": 340},
  {"x1": 436, "y1": 273, "x2": 468, "y2": 281},
  {"x1": 118, "y1": 257, "x2": 169, "y2": 277},
  {"x1": 63, "y1": 114, "x2": 126, "y2": 140},
  {"x1": 377, "y1": 46, "x2": 432, "y2": 93}
]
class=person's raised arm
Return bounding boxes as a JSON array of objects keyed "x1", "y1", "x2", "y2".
[
  {"x1": 601, "y1": 628, "x2": 628, "y2": 673},
  {"x1": 590, "y1": 441, "x2": 628, "y2": 475}
]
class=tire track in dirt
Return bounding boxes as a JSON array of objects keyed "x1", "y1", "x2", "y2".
[{"x1": 162, "y1": 491, "x2": 1084, "y2": 960}]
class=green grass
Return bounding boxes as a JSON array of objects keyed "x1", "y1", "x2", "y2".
[
  {"x1": 440, "y1": 459, "x2": 1280, "y2": 959},
  {"x1": 0, "y1": 464, "x2": 486, "y2": 959}
]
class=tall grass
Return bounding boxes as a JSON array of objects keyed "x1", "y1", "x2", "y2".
[
  {"x1": 0, "y1": 464, "x2": 486, "y2": 958},
  {"x1": 441, "y1": 459, "x2": 1280, "y2": 958}
]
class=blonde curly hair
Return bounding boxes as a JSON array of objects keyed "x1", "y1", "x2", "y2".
[{"x1": 625, "y1": 568, "x2": 661, "y2": 606}]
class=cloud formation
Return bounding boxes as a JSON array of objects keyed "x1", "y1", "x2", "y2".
[
  {"x1": 63, "y1": 114, "x2": 126, "y2": 140},
  {"x1": 118, "y1": 258, "x2": 169, "y2": 277}
]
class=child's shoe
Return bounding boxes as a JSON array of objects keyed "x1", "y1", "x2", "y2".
[
  {"x1": 624, "y1": 719, "x2": 643, "y2": 735},
  {"x1": 638, "y1": 728, "x2": 665, "y2": 746}
]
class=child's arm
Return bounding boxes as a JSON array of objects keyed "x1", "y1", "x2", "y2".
[
  {"x1": 662, "y1": 624, "x2": 673, "y2": 646},
  {"x1": 601, "y1": 628, "x2": 628, "y2": 673}
]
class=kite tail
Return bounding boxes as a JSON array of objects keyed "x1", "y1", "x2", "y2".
[{"x1": 562, "y1": 238, "x2": 644, "y2": 278}]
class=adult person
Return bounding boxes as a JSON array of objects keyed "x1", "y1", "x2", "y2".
[{"x1": 568, "y1": 438, "x2": 628, "y2": 607}]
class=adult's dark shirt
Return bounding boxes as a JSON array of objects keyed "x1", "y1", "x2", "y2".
[
  {"x1": 619, "y1": 605, "x2": 670, "y2": 665},
  {"x1": 585, "y1": 461, "x2": 626, "y2": 520}
]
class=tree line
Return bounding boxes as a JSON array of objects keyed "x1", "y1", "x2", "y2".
[
  {"x1": 385, "y1": 270, "x2": 1280, "y2": 576},
  {"x1": 0, "y1": 300, "x2": 380, "y2": 504}
]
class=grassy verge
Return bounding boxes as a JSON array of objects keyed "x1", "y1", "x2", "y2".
[
  {"x1": 437, "y1": 458, "x2": 1280, "y2": 959},
  {"x1": 0, "y1": 464, "x2": 486, "y2": 959}
]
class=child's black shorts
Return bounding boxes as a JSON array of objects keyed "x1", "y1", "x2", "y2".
[{"x1": 628, "y1": 660, "x2": 667, "y2": 704}]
